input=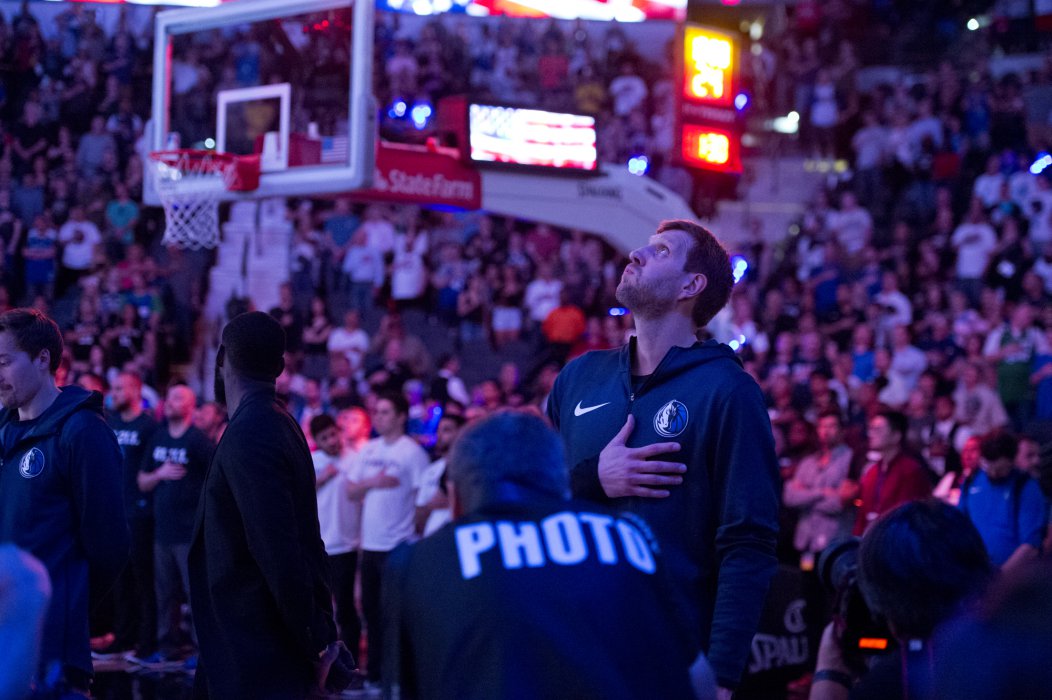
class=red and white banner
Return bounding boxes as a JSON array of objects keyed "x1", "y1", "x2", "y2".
[{"x1": 355, "y1": 143, "x2": 482, "y2": 210}]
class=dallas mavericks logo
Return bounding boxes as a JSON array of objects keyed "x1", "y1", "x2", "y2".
[
  {"x1": 19, "y1": 448, "x2": 45, "y2": 479},
  {"x1": 653, "y1": 400, "x2": 688, "y2": 438}
]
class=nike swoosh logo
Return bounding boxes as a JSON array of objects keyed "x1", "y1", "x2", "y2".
[{"x1": 574, "y1": 401, "x2": 611, "y2": 417}]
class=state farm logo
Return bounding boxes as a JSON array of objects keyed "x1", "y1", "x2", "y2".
[{"x1": 375, "y1": 168, "x2": 476, "y2": 201}]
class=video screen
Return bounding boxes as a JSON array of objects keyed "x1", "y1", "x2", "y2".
[{"x1": 468, "y1": 104, "x2": 598, "y2": 171}]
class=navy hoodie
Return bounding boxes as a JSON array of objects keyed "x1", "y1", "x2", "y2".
[
  {"x1": 0, "y1": 386, "x2": 129, "y2": 681},
  {"x1": 548, "y1": 337, "x2": 780, "y2": 688}
]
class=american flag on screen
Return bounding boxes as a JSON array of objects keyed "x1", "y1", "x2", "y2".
[
  {"x1": 321, "y1": 136, "x2": 349, "y2": 164},
  {"x1": 469, "y1": 104, "x2": 597, "y2": 170}
]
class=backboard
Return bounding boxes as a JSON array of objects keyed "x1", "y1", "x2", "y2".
[{"x1": 147, "y1": 0, "x2": 375, "y2": 204}]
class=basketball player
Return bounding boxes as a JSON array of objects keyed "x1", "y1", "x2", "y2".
[
  {"x1": 0, "y1": 308, "x2": 128, "y2": 695},
  {"x1": 547, "y1": 220, "x2": 780, "y2": 697}
]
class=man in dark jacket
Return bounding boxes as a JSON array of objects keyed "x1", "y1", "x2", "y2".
[
  {"x1": 188, "y1": 311, "x2": 353, "y2": 700},
  {"x1": 384, "y1": 411, "x2": 708, "y2": 700},
  {"x1": 0, "y1": 308, "x2": 128, "y2": 694},
  {"x1": 548, "y1": 220, "x2": 780, "y2": 696}
]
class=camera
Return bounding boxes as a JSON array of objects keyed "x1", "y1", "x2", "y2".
[{"x1": 817, "y1": 538, "x2": 896, "y2": 670}]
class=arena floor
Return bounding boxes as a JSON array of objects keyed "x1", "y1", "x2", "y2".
[{"x1": 91, "y1": 659, "x2": 375, "y2": 699}]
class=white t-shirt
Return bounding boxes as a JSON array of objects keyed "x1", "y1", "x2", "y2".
[
  {"x1": 391, "y1": 233, "x2": 428, "y2": 301},
  {"x1": 972, "y1": 172, "x2": 1005, "y2": 208},
  {"x1": 351, "y1": 435, "x2": 429, "y2": 552},
  {"x1": 58, "y1": 220, "x2": 102, "y2": 270},
  {"x1": 328, "y1": 326, "x2": 369, "y2": 373},
  {"x1": 524, "y1": 278, "x2": 562, "y2": 323},
  {"x1": 826, "y1": 207, "x2": 872, "y2": 255},
  {"x1": 609, "y1": 74, "x2": 648, "y2": 116},
  {"x1": 951, "y1": 222, "x2": 997, "y2": 278},
  {"x1": 414, "y1": 457, "x2": 451, "y2": 537},
  {"x1": 1026, "y1": 189, "x2": 1052, "y2": 244},
  {"x1": 312, "y1": 449, "x2": 361, "y2": 556},
  {"x1": 361, "y1": 219, "x2": 397, "y2": 255}
]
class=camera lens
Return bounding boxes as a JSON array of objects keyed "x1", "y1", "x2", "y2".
[{"x1": 817, "y1": 538, "x2": 861, "y2": 592}]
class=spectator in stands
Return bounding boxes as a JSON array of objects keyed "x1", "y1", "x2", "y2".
[
  {"x1": 952, "y1": 199, "x2": 999, "y2": 306},
  {"x1": 783, "y1": 410, "x2": 853, "y2": 563},
  {"x1": 954, "y1": 361, "x2": 1010, "y2": 435},
  {"x1": 1015, "y1": 435, "x2": 1041, "y2": 479},
  {"x1": 852, "y1": 410, "x2": 931, "y2": 535},
  {"x1": 524, "y1": 262, "x2": 562, "y2": 331},
  {"x1": 959, "y1": 430, "x2": 1046, "y2": 571},
  {"x1": 346, "y1": 392, "x2": 429, "y2": 687},
  {"x1": 270, "y1": 282, "x2": 305, "y2": 354},
  {"x1": 75, "y1": 114, "x2": 116, "y2": 178},
  {"x1": 136, "y1": 384, "x2": 213, "y2": 666},
  {"x1": 57, "y1": 205, "x2": 101, "y2": 296},
  {"x1": 328, "y1": 310, "x2": 369, "y2": 378},
  {"x1": 107, "y1": 371, "x2": 159, "y2": 660},
  {"x1": 541, "y1": 288, "x2": 587, "y2": 363},
  {"x1": 302, "y1": 296, "x2": 333, "y2": 382},
  {"x1": 919, "y1": 394, "x2": 971, "y2": 480},
  {"x1": 310, "y1": 413, "x2": 362, "y2": 652},
  {"x1": 608, "y1": 59, "x2": 647, "y2": 117},
  {"x1": 414, "y1": 412, "x2": 465, "y2": 537},
  {"x1": 984, "y1": 302, "x2": 1048, "y2": 430}
]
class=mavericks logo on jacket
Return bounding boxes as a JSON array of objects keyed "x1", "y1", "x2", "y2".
[
  {"x1": 654, "y1": 400, "x2": 688, "y2": 438},
  {"x1": 19, "y1": 448, "x2": 46, "y2": 479}
]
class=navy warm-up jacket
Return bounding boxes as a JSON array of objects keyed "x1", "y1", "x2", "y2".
[
  {"x1": 548, "y1": 337, "x2": 780, "y2": 688},
  {"x1": 0, "y1": 386, "x2": 129, "y2": 680}
]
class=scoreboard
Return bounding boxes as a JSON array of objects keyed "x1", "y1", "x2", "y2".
[{"x1": 676, "y1": 24, "x2": 742, "y2": 173}]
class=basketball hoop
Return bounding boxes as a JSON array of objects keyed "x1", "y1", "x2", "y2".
[{"x1": 147, "y1": 150, "x2": 260, "y2": 250}]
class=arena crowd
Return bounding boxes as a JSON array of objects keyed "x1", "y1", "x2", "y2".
[{"x1": 0, "y1": 1, "x2": 1049, "y2": 698}]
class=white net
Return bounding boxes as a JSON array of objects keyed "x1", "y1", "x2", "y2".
[{"x1": 148, "y1": 151, "x2": 235, "y2": 250}]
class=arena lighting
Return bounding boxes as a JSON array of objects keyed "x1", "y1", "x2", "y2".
[
  {"x1": 388, "y1": 100, "x2": 408, "y2": 119},
  {"x1": 608, "y1": 307, "x2": 628, "y2": 317},
  {"x1": 967, "y1": 17, "x2": 980, "y2": 31},
  {"x1": 204, "y1": 137, "x2": 216, "y2": 149},
  {"x1": 1030, "y1": 152, "x2": 1052, "y2": 175},
  {"x1": 730, "y1": 255, "x2": 748, "y2": 283},
  {"x1": 734, "y1": 93, "x2": 749, "y2": 111},
  {"x1": 627, "y1": 155, "x2": 650, "y2": 176},
  {"x1": 411, "y1": 103, "x2": 433, "y2": 129}
]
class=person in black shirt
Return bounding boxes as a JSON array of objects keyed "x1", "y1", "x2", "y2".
[
  {"x1": 384, "y1": 412, "x2": 706, "y2": 700},
  {"x1": 137, "y1": 384, "x2": 212, "y2": 663},
  {"x1": 189, "y1": 311, "x2": 354, "y2": 699},
  {"x1": 106, "y1": 371, "x2": 159, "y2": 658},
  {"x1": 269, "y1": 282, "x2": 305, "y2": 355}
]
